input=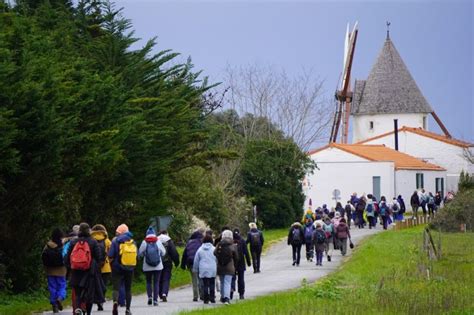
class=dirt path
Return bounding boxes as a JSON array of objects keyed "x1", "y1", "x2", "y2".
[{"x1": 47, "y1": 226, "x2": 380, "y2": 315}]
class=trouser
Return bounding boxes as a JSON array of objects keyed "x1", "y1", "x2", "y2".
[
  {"x1": 367, "y1": 216, "x2": 375, "y2": 228},
  {"x1": 47, "y1": 276, "x2": 66, "y2": 305},
  {"x1": 159, "y1": 264, "x2": 172, "y2": 297},
  {"x1": 201, "y1": 277, "x2": 216, "y2": 302},
  {"x1": 357, "y1": 211, "x2": 364, "y2": 228},
  {"x1": 74, "y1": 286, "x2": 93, "y2": 315},
  {"x1": 315, "y1": 249, "x2": 324, "y2": 264},
  {"x1": 145, "y1": 270, "x2": 161, "y2": 301},
  {"x1": 421, "y1": 202, "x2": 427, "y2": 215},
  {"x1": 325, "y1": 238, "x2": 334, "y2": 257},
  {"x1": 339, "y1": 238, "x2": 348, "y2": 256},
  {"x1": 250, "y1": 246, "x2": 262, "y2": 272},
  {"x1": 112, "y1": 270, "x2": 133, "y2": 309},
  {"x1": 305, "y1": 241, "x2": 314, "y2": 260},
  {"x1": 219, "y1": 275, "x2": 233, "y2": 300},
  {"x1": 190, "y1": 269, "x2": 202, "y2": 299},
  {"x1": 382, "y1": 215, "x2": 389, "y2": 230},
  {"x1": 96, "y1": 273, "x2": 110, "y2": 307},
  {"x1": 346, "y1": 212, "x2": 351, "y2": 228},
  {"x1": 231, "y1": 270, "x2": 245, "y2": 296},
  {"x1": 291, "y1": 243, "x2": 302, "y2": 265},
  {"x1": 428, "y1": 204, "x2": 435, "y2": 216},
  {"x1": 412, "y1": 205, "x2": 419, "y2": 217},
  {"x1": 118, "y1": 281, "x2": 125, "y2": 306}
]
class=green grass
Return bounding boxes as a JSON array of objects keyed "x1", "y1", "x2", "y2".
[
  {"x1": 183, "y1": 227, "x2": 474, "y2": 315},
  {"x1": 0, "y1": 229, "x2": 287, "y2": 315},
  {"x1": 261, "y1": 228, "x2": 288, "y2": 253}
]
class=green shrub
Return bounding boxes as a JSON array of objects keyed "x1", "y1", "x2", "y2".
[{"x1": 431, "y1": 188, "x2": 474, "y2": 232}]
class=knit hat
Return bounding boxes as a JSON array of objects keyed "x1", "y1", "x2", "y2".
[
  {"x1": 72, "y1": 225, "x2": 80, "y2": 235},
  {"x1": 248, "y1": 222, "x2": 257, "y2": 229},
  {"x1": 146, "y1": 227, "x2": 156, "y2": 237},
  {"x1": 116, "y1": 224, "x2": 129, "y2": 235},
  {"x1": 221, "y1": 230, "x2": 233, "y2": 240}
]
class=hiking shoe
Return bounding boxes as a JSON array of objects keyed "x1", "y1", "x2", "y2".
[
  {"x1": 112, "y1": 302, "x2": 119, "y2": 315},
  {"x1": 153, "y1": 300, "x2": 158, "y2": 306},
  {"x1": 210, "y1": 298, "x2": 216, "y2": 304},
  {"x1": 204, "y1": 300, "x2": 209, "y2": 304},
  {"x1": 161, "y1": 295, "x2": 167, "y2": 302},
  {"x1": 97, "y1": 303, "x2": 104, "y2": 311},
  {"x1": 193, "y1": 297, "x2": 198, "y2": 302},
  {"x1": 292, "y1": 261, "x2": 296, "y2": 266},
  {"x1": 328, "y1": 256, "x2": 331, "y2": 262},
  {"x1": 52, "y1": 304, "x2": 59, "y2": 313},
  {"x1": 74, "y1": 309, "x2": 83, "y2": 315},
  {"x1": 56, "y1": 299, "x2": 63, "y2": 311},
  {"x1": 148, "y1": 298, "x2": 152, "y2": 305},
  {"x1": 125, "y1": 309, "x2": 132, "y2": 315},
  {"x1": 239, "y1": 294, "x2": 245, "y2": 300},
  {"x1": 224, "y1": 298, "x2": 231, "y2": 305}
]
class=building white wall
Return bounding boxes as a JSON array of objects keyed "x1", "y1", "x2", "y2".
[
  {"x1": 304, "y1": 158, "x2": 395, "y2": 209},
  {"x1": 352, "y1": 113, "x2": 427, "y2": 143},
  {"x1": 396, "y1": 170, "x2": 446, "y2": 203},
  {"x1": 363, "y1": 131, "x2": 473, "y2": 192}
]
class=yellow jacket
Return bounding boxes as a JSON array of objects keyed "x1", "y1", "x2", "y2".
[{"x1": 91, "y1": 230, "x2": 112, "y2": 274}]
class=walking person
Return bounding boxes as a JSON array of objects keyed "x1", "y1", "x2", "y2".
[
  {"x1": 246, "y1": 222, "x2": 263, "y2": 273},
  {"x1": 379, "y1": 198, "x2": 390, "y2": 230},
  {"x1": 287, "y1": 222, "x2": 304, "y2": 266},
  {"x1": 109, "y1": 224, "x2": 137, "y2": 315},
  {"x1": 427, "y1": 192, "x2": 436, "y2": 216},
  {"x1": 335, "y1": 218, "x2": 351, "y2": 256},
  {"x1": 215, "y1": 230, "x2": 238, "y2": 305},
  {"x1": 157, "y1": 230, "x2": 180, "y2": 302},
  {"x1": 138, "y1": 227, "x2": 166, "y2": 306},
  {"x1": 65, "y1": 223, "x2": 105, "y2": 315},
  {"x1": 181, "y1": 229, "x2": 204, "y2": 301},
  {"x1": 193, "y1": 234, "x2": 217, "y2": 304},
  {"x1": 42, "y1": 228, "x2": 67, "y2": 313},
  {"x1": 434, "y1": 191, "x2": 442, "y2": 210},
  {"x1": 231, "y1": 229, "x2": 251, "y2": 300},
  {"x1": 322, "y1": 217, "x2": 335, "y2": 262},
  {"x1": 90, "y1": 224, "x2": 112, "y2": 311},
  {"x1": 303, "y1": 219, "x2": 315, "y2": 262},
  {"x1": 366, "y1": 198, "x2": 376, "y2": 229},
  {"x1": 397, "y1": 195, "x2": 406, "y2": 221},
  {"x1": 355, "y1": 196, "x2": 366, "y2": 228},
  {"x1": 312, "y1": 223, "x2": 326, "y2": 266},
  {"x1": 419, "y1": 189, "x2": 428, "y2": 216},
  {"x1": 344, "y1": 201, "x2": 353, "y2": 229},
  {"x1": 410, "y1": 191, "x2": 420, "y2": 219}
]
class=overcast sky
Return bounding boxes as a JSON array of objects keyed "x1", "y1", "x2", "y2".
[{"x1": 115, "y1": 0, "x2": 473, "y2": 144}]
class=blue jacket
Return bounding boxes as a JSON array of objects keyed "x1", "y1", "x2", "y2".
[
  {"x1": 108, "y1": 232, "x2": 136, "y2": 272},
  {"x1": 192, "y1": 243, "x2": 217, "y2": 278}
]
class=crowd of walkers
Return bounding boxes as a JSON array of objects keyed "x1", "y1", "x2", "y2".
[
  {"x1": 181, "y1": 223, "x2": 264, "y2": 305},
  {"x1": 42, "y1": 222, "x2": 264, "y2": 314},
  {"x1": 42, "y1": 222, "x2": 180, "y2": 315}
]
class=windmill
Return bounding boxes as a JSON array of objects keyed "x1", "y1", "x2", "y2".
[{"x1": 329, "y1": 22, "x2": 359, "y2": 143}]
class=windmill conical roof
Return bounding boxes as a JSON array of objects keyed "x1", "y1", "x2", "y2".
[{"x1": 351, "y1": 38, "x2": 432, "y2": 115}]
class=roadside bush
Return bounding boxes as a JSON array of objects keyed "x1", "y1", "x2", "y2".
[{"x1": 431, "y1": 188, "x2": 474, "y2": 232}]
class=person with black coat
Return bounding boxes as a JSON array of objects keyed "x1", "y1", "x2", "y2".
[
  {"x1": 64, "y1": 223, "x2": 105, "y2": 315},
  {"x1": 246, "y1": 222, "x2": 264, "y2": 273},
  {"x1": 410, "y1": 191, "x2": 420, "y2": 218},
  {"x1": 157, "y1": 230, "x2": 180, "y2": 302},
  {"x1": 230, "y1": 229, "x2": 251, "y2": 300},
  {"x1": 287, "y1": 222, "x2": 304, "y2": 266}
]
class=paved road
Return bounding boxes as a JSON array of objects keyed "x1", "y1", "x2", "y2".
[{"x1": 46, "y1": 226, "x2": 380, "y2": 315}]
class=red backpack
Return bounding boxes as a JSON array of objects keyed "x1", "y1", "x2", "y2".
[{"x1": 71, "y1": 240, "x2": 92, "y2": 271}]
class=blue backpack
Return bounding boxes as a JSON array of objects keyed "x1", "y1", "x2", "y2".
[
  {"x1": 366, "y1": 204, "x2": 374, "y2": 213},
  {"x1": 304, "y1": 226, "x2": 313, "y2": 242},
  {"x1": 145, "y1": 242, "x2": 161, "y2": 267},
  {"x1": 380, "y1": 203, "x2": 388, "y2": 216}
]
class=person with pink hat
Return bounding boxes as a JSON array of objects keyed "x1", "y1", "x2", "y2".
[{"x1": 108, "y1": 224, "x2": 137, "y2": 315}]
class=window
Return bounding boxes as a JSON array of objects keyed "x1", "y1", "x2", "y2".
[
  {"x1": 369, "y1": 121, "x2": 374, "y2": 130},
  {"x1": 416, "y1": 173, "x2": 424, "y2": 189},
  {"x1": 435, "y1": 178, "x2": 444, "y2": 197},
  {"x1": 423, "y1": 116, "x2": 427, "y2": 130}
]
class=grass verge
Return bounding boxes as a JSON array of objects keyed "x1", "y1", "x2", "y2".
[
  {"x1": 183, "y1": 227, "x2": 474, "y2": 315},
  {"x1": 0, "y1": 228, "x2": 287, "y2": 314}
]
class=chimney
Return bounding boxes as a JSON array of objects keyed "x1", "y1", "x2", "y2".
[{"x1": 394, "y1": 119, "x2": 399, "y2": 151}]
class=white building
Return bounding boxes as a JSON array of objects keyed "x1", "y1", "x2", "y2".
[
  {"x1": 304, "y1": 143, "x2": 446, "y2": 208},
  {"x1": 304, "y1": 35, "x2": 472, "y2": 209}
]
